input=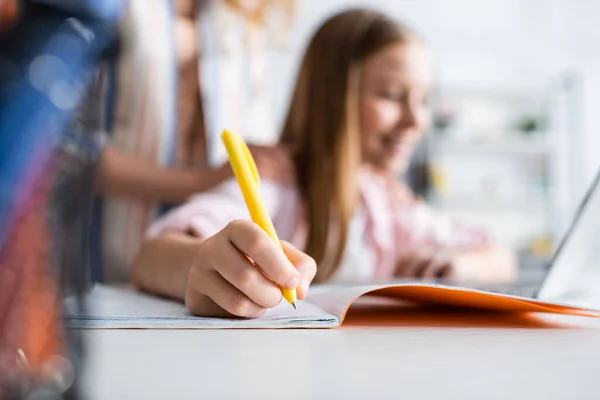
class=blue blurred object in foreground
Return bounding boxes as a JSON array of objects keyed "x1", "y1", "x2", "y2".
[
  {"x1": 29, "y1": 0, "x2": 125, "y2": 25},
  {"x1": 0, "y1": 0, "x2": 124, "y2": 247},
  {"x1": 0, "y1": 1, "x2": 125, "y2": 398}
]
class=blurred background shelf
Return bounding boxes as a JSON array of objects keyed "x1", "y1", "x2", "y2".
[
  {"x1": 405, "y1": 74, "x2": 581, "y2": 261},
  {"x1": 427, "y1": 135, "x2": 556, "y2": 155},
  {"x1": 428, "y1": 196, "x2": 552, "y2": 212}
]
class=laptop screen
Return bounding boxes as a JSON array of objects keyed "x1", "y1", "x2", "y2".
[{"x1": 538, "y1": 169, "x2": 600, "y2": 302}]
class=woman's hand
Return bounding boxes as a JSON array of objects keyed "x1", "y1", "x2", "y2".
[
  {"x1": 184, "y1": 220, "x2": 316, "y2": 318},
  {"x1": 247, "y1": 144, "x2": 296, "y2": 185}
]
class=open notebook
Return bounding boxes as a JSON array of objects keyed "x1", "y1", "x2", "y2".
[{"x1": 66, "y1": 283, "x2": 599, "y2": 329}]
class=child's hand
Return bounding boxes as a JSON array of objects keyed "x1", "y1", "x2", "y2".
[
  {"x1": 394, "y1": 247, "x2": 456, "y2": 280},
  {"x1": 394, "y1": 246, "x2": 517, "y2": 283},
  {"x1": 184, "y1": 220, "x2": 316, "y2": 318}
]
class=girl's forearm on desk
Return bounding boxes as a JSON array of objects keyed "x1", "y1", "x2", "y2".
[
  {"x1": 132, "y1": 233, "x2": 201, "y2": 301},
  {"x1": 455, "y1": 246, "x2": 518, "y2": 283}
]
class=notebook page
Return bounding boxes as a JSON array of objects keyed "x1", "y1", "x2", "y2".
[
  {"x1": 66, "y1": 285, "x2": 338, "y2": 329},
  {"x1": 307, "y1": 284, "x2": 389, "y2": 320},
  {"x1": 307, "y1": 282, "x2": 600, "y2": 323}
]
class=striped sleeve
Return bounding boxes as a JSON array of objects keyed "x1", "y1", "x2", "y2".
[
  {"x1": 146, "y1": 178, "x2": 293, "y2": 240},
  {"x1": 395, "y1": 202, "x2": 491, "y2": 249}
]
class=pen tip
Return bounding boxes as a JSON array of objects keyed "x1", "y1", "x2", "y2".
[{"x1": 291, "y1": 302, "x2": 297, "y2": 310}]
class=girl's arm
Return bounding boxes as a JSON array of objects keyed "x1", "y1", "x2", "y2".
[
  {"x1": 395, "y1": 245, "x2": 517, "y2": 284},
  {"x1": 130, "y1": 173, "x2": 307, "y2": 317},
  {"x1": 391, "y1": 181, "x2": 517, "y2": 283},
  {"x1": 452, "y1": 246, "x2": 517, "y2": 283},
  {"x1": 131, "y1": 231, "x2": 201, "y2": 301},
  {"x1": 132, "y1": 223, "x2": 316, "y2": 318}
]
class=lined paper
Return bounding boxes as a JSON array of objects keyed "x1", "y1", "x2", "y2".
[
  {"x1": 66, "y1": 282, "x2": 597, "y2": 330},
  {"x1": 66, "y1": 285, "x2": 338, "y2": 329}
]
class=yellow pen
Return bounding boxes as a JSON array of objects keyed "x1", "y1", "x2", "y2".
[{"x1": 221, "y1": 129, "x2": 298, "y2": 309}]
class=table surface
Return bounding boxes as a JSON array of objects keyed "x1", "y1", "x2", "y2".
[{"x1": 82, "y1": 303, "x2": 600, "y2": 400}]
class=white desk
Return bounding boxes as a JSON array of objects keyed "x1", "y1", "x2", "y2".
[{"x1": 82, "y1": 309, "x2": 600, "y2": 400}]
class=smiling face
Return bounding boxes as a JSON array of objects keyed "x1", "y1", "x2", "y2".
[{"x1": 359, "y1": 42, "x2": 432, "y2": 175}]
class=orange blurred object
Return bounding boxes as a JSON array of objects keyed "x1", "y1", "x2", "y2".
[
  {"x1": 0, "y1": 163, "x2": 64, "y2": 393},
  {"x1": 0, "y1": 0, "x2": 20, "y2": 34}
]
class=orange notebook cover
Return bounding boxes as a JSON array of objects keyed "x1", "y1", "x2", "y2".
[{"x1": 68, "y1": 283, "x2": 599, "y2": 329}]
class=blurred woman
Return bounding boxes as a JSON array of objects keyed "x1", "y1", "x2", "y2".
[{"x1": 93, "y1": 0, "x2": 295, "y2": 282}]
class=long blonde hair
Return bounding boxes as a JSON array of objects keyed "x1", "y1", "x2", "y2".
[{"x1": 280, "y1": 9, "x2": 419, "y2": 281}]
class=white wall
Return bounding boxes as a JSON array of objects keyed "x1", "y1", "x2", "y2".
[
  {"x1": 270, "y1": 0, "x2": 600, "y2": 193},
  {"x1": 566, "y1": 0, "x2": 600, "y2": 188}
]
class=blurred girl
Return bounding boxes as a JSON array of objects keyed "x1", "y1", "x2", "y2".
[{"x1": 132, "y1": 8, "x2": 516, "y2": 318}]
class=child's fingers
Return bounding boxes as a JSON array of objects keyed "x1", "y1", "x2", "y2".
[
  {"x1": 436, "y1": 263, "x2": 455, "y2": 280},
  {"x1": 185, "y1": 289, "x2": 240, "y2": 318},
  {"x1": 216, "y1": 237, "x2": 283, "y2": 309},
  {"x1": 416, "y1": 252, "x2": 439, "y2": 278},
  {"x1": 420, "y1": 258, "x2": 451, "y2": 279},
  {"x1": 225, "y1": 221, "x2": 300, "y2": 290},
  {"x1": 399, "y1": 253, "x2": 426, "y2": 277},
  {"x1": 194, "y1": 270, "x2": 266, "y2": 318},
  {"x1": 420, "y1": 249, "x2": 455, "y2": 279},
  {"x1": 281, "y1": 241, "x2": 316, "y2": 300}
]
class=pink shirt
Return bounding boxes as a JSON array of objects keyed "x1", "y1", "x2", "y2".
[{"x1": 147, "y1": 170, "x2": 489, "y2": 282}]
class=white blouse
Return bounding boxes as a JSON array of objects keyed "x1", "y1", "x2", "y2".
[{"x1": 328, "y1": 204, "x2": 376, "y2": 284}]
